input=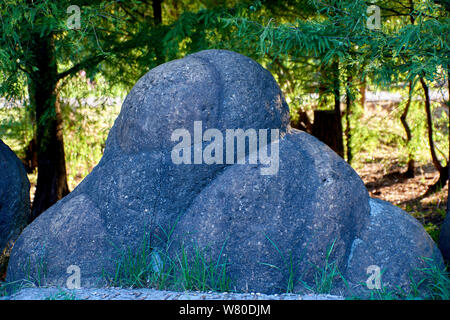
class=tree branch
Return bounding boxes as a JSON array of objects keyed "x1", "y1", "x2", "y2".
[{"x1": 57, "y1": 54, "x2": 106, "y2": 81}]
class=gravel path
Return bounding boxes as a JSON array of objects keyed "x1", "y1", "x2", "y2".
[{"x1": 2, "y1": 287, "x2": 344, "y2": 300}]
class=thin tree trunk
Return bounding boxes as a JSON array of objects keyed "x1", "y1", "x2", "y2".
[
  {"x1": 152, "y1": 0, "x2": 164, "y2": 66},
  {"x1": 152, "y1": 0, "x2": 162, "y2": 25},
  {"x1": 400, "y1": 81, "x2": 415, "y2": 178},
  {"x1": 360, "y1": 77, "x2": 366, "y2": 109},
  {"x1": 332, "y1": 60, "x2": 344, "y2": 158},
  {"x1": 29, "y1": 33, "x2": 69, "y2": 222},
  {"x1": 420, "y1": 77, "x2": 448, "y2": 193},
  {"x1": 421, "y1": 77, "x2": 443, "y2": 172},
  {"x1": 345, "y1": 72, "x2": 352, "y2": 164}
]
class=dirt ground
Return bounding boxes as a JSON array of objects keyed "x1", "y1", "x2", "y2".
[{"x1": 356, "y1": 161, "x2": 448, "y2": 233}]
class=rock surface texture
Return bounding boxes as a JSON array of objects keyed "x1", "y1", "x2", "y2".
[{"x1": 7, "y1": 50, "x2": 443, "y2": 297}]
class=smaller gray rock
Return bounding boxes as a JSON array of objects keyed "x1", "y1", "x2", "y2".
[
  {"x1": 5, "y1": 193, "x2": 111, "y2": 287},
  {"x1": 345, "y1": 198, "x2": 444, "y2": 297},
  {"x1": 0, "y1": 140, "x2": 30, "y2": 253},
  {"x1": 171, "y1": 129, "x2": 370, "y2": 294},
  {"x1": 0, "y1": 139, "x2": 30, "y2": 277}
]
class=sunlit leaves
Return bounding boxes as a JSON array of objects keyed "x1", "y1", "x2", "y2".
[{"x1": 227, "y1": 0, "x2": 449, "y2": 87}]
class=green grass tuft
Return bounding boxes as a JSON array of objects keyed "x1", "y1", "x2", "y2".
[{"x1": 105, "y1": 234, "x2": 233, "y2": 293}]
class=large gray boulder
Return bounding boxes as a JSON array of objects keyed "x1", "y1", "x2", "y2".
[
  {"x1": 171, "y1": 130, "x2": 370, "y2": 294},
  {"x1": 6, "y1": 49, "x2": 290, "y2": 286},
  {"x1": 6, "y1": 50, "x2": 444, "y2": 296},
  {"x1": 0, "y1": 139, "x2": 30, "y2": 274}
]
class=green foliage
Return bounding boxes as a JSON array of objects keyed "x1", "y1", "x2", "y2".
[
  {"x1": 416, "y1": 257, "x2": 450, "y2": 300},
  {"x1": 0, "y1": 251, "x2": 49, "y2": 297},
  {"x1": 355, "y1": 258, "x2": 450, "y2": 300},
  {"x1": 0, "y1": 104, "x2": 34, "y2": 159},
  {"x1": 350, "y1": 97, "x2": 448, "y2": 167},
  {"x1": 300, "y1": 240, "x2": 347, "y2": 294},
  {"x1": 106, "y1": 234, "x2": 232, "y2": 293},
  {"x1": 424, "y1": 222, "x2": 441, "y2": 242},
  {"x1": 225, "y1": 0, "x2": 449, "y2": 117},
  {"x1": 176, "y1": 241, "x2": 231, "y2": 292},
  {"x1": 0, "y1": 279, "x2": 34, "y2": 297},
  {"x1": 258, "y1": 233, "x2": 300, "y2": 293},
  {"x1": 61, "y1": 102, "x2": 119, "y2": 189},
  {"x1": 259, "y1": 235, "x2": 347, "y2": 294},
  {"x1": 21, "y1": 254, "x2": 48, "y2": 288},
  {"x1": 0, "y1": 0, "x2": 259, "y2": 97},
  {"x1": 0, "y1": 101, "x2": 120, "y2": 190}
]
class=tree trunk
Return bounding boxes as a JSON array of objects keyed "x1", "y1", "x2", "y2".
[
  {"x1": 22, "y1": 136, "x2": 38, "y2": 173},
  {"x1": 420, "y1": 77, "x2": 448, "y2": 193},
  {"x1": 345, "y1": 72, "x2": 352, "y2": 164},
  {"x1": 29, "y1": 33, "x2": 69, "y2": 222},
  {"x1": 152, "y1": 0, "x2": 162, "y2": 25},
  {"x1": 311, "y1": 61, "x2": 344, "y2": 157},
  {"x1": 421, "y1": 77, "x2": 442, "y2": 171},
  {"x1": 152, "y1": 0, "x2": 165, "y2": 66},
  {"x1": 360, "y1": 78, "x2": 366, "y2": 109},
  {"x1": 291, "y1": 111, "x2": 313, "y2": 133},
  {"x1": 400, "y1": 81, "x2": 415, "y2": 178},
  {"x1": 332, "y1": 60, "x2": 344, "y2": 158},
  {"x1": 312, "y1": 110, "x2": 344, "y2": 157}
]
